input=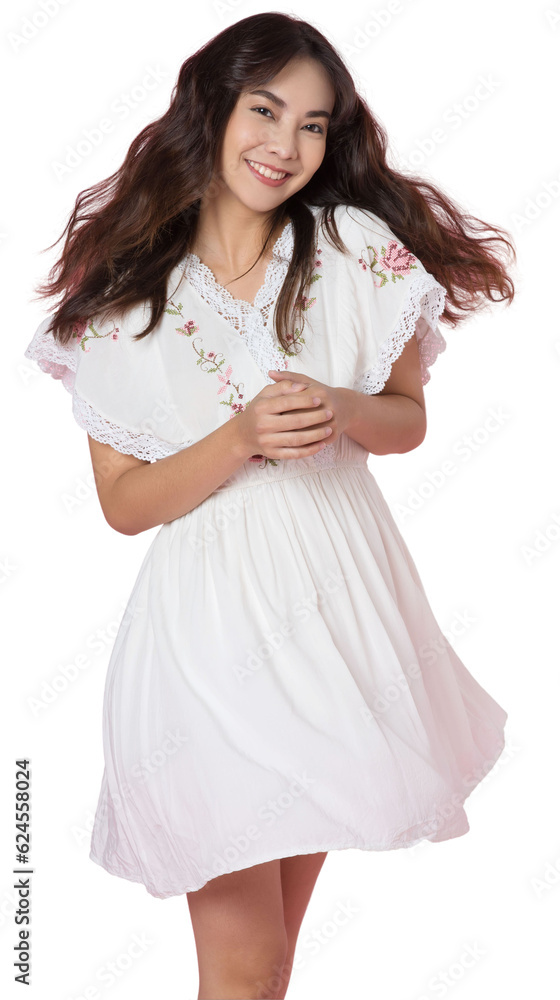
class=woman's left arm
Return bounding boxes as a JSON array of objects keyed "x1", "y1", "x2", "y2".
[{"x1": 339, "y1": 333, "x2": 427, "y2": 455}]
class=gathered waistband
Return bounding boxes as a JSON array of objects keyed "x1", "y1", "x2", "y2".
[{"x1": 212, "y1": 460, "x2": 369, "y2": 495}]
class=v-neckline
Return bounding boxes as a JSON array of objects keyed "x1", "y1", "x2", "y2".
[
  {"x1": 175, "y1": 218, "x2": 298, "y2": 383},
  {"x1": 180, "y1": 218, "x2": 294, "y2": 311}
]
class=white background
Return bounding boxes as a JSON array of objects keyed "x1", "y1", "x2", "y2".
[{"x1": 3, "y1": 0, "x2": 559, "y2": 997}]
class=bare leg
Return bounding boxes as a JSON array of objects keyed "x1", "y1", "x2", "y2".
[
  {"x1": 275, "y1": 852, "x2": 328, "y2": 999},
  {"x1": 186, "y1": 859, "x2": 288, "y2": 999}
]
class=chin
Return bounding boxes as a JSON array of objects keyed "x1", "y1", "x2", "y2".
[{"x1": 236, "y1": 190, "x2": 290, "y2": 210}]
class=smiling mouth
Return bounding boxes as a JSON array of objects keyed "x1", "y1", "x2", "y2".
[{"x1": 245, "y1": 158, "x2": 292, "y2": 180}]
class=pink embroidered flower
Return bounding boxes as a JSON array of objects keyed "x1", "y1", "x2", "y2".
[
  {"x1": 176, "y1": 319, "x2": 199, "y2": 336},
  {"x1": 307, "y1": 247, "x2": 323, "y2": 294},
  {"x1": 165, "y1": 300, "x2": 199, "y2": 336},
  {"x1": 383, "y1": 240, "x2": 417, "y2": 275},
  {"x1": 71, "y1": 319, "x2": 88, "y2": 340},
  {"x1": 112, "y1": 332, "x2": 119, "y2": 340},
  {"x1": 299, "y1": 295, "x2": 316, "y2": 310},
  {"x1": 216, "y1": 364, "x2": 233, "y2": 395},
  {"x1": 359, "y1": 240, "x2": 418, "y2": 287}
]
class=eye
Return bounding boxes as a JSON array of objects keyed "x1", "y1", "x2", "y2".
[{"x1": 250, "y1": 106, "x2": 324, "y2": 135}]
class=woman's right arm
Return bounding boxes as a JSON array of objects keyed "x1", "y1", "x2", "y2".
[
  {"x1": 88, "y1": 413, "x2": 253, "y2": 536},
  {"x1": 87, "y1": 380, "x2": 333, "y2": 535}
]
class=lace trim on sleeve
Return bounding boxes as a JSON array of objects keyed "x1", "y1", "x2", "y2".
[
  {"x1": 25, "y1": 318, "x2": 193, "y2": 462},
  {"x1": 24, "y1": 317, "x2": 77, "y2": 394},
  {"x1": 352, "y1": 274, "x2": 447, "y2": 394},
  {"x1": 72, "y1": 391, "x2": 193, "y2": 463}
]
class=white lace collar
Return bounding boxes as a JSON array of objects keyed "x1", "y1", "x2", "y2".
[{"x1": 176, "y1": 219, "x2": 297, "y2": 379}]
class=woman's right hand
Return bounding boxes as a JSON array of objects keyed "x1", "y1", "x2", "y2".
[{"x1": 232, "y1": 379, "x2": 333, "y2": 461}]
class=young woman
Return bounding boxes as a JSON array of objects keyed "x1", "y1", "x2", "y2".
[{"x1": 24, "y1": 12, "x2": 516, "y2": 1000}]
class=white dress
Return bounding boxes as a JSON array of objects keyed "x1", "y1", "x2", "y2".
[{"x1": 24, "y1": 203, "x2": 508, "y2": 899}]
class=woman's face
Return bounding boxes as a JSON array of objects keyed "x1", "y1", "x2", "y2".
[{"x1": 214, "y1": 56, "x2": 336, "y2": 212}]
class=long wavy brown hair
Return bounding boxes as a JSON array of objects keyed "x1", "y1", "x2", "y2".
[{"x1": 34, "y1": 11, "x2": 516, "y2": 356}]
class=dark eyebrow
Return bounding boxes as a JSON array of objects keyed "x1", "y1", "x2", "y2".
[{"x1": 247, "y1": 89, "x2": 332, "y2": 122}]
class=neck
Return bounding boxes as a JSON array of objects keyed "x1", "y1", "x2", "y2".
[{"x1": 192, "y1": 195, "x2": 287, "y2": 269}]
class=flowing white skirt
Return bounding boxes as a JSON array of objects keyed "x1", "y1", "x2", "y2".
[{"x1": 89, "y1": 447, "x2": 507, "y2": 898}]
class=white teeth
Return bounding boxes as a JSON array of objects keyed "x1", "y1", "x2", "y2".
[{"x1": 247, "y1": 159, "x2": 289, "y2": 180}]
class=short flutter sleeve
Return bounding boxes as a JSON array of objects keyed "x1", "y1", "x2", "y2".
[
  {"x1": 23, "y1": 305, "x2": 193, "y2": 462},
  {"x1": 336, "y1": 206, "x2": 447, "y2": 394}
]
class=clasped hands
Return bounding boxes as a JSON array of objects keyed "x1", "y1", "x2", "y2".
[{"x1": 234, "y1": 368, "x2": 355, "y2": 462}]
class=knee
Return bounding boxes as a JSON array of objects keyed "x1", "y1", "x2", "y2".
[{"x1": 220, "y1": 931, "x2": 289, "y2": 997}]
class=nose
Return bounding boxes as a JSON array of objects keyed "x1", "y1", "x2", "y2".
[{"x1": 258, "y1": 121, "x2": 299, "y2": 163}]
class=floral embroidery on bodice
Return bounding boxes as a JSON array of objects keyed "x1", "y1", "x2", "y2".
[{"x1": 175, "y1": 220, "x2": 299, "y2": 380}]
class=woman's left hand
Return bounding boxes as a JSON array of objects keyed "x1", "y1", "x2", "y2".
[{"x1": 267, "y1": 369, "x2": 355, "y2": 446}]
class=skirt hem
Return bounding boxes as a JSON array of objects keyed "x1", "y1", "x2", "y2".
[{"x1": 89, "y1": 732, "x2": 507, "y2": 899}]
